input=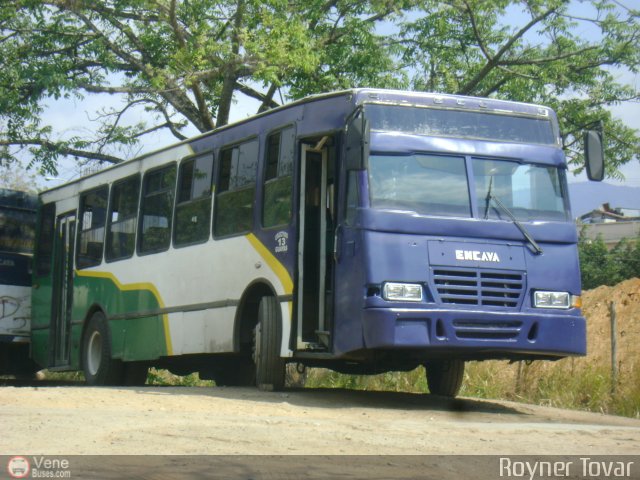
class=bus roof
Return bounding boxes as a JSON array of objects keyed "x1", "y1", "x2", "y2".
[{"x1": 351, "y1": 88, "x2": 554, "y2": 119}]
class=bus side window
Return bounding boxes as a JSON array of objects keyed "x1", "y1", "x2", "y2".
[
  {"x1": 139, "y1": 164, "x2": 176, "y2": 254},
  {"x1": 174, "y1": 153, "x2": 214, "y2": 246},
  {"x1": 214, "y1": 139, "x2": 258, "y2": 238},
  {"x1": 263, "y1": 127, "x2": 294, "y2": 228},
  {"x1": 36, "y1": 203, "x2": 56, "y2": 276},
  {"x1": 106, "y1": 175, "x2": 140, "y2": 261},
  {"x1": 77, "y1": 186, "x2": 109, "y2": 269}
]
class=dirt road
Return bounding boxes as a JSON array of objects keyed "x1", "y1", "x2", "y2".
[{"x1": 1, "y1": 383, "x2": 639, "y2": 456}]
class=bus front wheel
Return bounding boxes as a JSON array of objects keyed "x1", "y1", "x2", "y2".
[
  {"x1": 82, "y1": 311, "x2": 123, "y2": 386},
  {"x1": 425, "y1": 360, "x2": 465, "y2": 397},
  {"x1": 254, "y1": 296, "x2": 286, "y2": 391}
]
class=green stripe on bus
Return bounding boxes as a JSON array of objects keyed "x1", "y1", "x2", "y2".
[{"x1": 75, "y1": 270, "x2": 173, "y2": 358}]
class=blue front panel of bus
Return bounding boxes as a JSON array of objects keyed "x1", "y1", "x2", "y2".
[{"x1": 333, "y1": 222, "x2": 585, "y2": 359}]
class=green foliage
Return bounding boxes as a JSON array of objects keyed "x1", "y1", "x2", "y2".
[
  {"x1": 146, "y1": 368, "x2": 214, "y2": 387},
  {"x1": 461, "y1": 360, "x2": 640, "y2": 419},
  {"x1": 0, "y1": 1, "x2": 638, "y2": 176},
  {"x1": 306, "y1": 361, "x2": 640, "y2": 419},
  {"x1": 304, "y1": 367, "x2": 429, "y2": 393},
  {"x1": 40, "y1": 370, "x2": 86, "y2": 382},
  {"x1": 578, "y1": 228, "x2": 640, "y2": 289}
]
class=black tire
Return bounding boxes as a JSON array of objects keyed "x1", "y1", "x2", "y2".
[
  {"x1": 425, "y1": 360, "x2": 465, "y2": 397},
  {"x1": 254, "y1": 296, "x2": 286, "y2": 391},
  {"x1": 82, "y1": 311, "x2": 123, "y2": 386},
  {"x1": 213, "y1": 359, "x2": 256, "y2": 387},
  {"x1": 122, "y1": 362, "x2": 148, "y2": 386}
]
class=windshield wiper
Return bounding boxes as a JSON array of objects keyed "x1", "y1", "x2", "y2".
[{"x1": 484, "y1": 180, "x2": 544, "y2": 255}]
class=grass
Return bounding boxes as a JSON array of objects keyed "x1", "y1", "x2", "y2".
[
  {"x1": 36, "y1": 360, "x2": 640, "y2": 419},
  {"x1": 303, "y1": 359, "x2": 640, "y2": 419},
  {"x1": 146, "y1": 368, "x2": 214, "y2": 387}
]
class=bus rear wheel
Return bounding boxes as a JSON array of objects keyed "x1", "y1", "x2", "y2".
[
  {"x1": 425, "y1": 360, "x2": 465, "y2": 397},
  {"x1": 211, "y1": 358, "x2": 256, "y2": 386},
  {"x1": 82, "y1": 311, "x2": 123, "y2": 386},
  {"x1": 254, "y1": 296, "x2": 286, "y2": 391},
  {"x1": 122, "y1": 362, "x2": 148, "y2": 386}
]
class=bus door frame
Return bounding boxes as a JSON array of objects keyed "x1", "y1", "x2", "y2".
[
  {"x1": 296, "y1": 141, "x2": 330, "y2": 350},
  {"x1": 50, "y1": 211, "x2": 76, "y2": 367}
]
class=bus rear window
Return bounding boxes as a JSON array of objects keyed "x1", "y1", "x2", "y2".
[
  {"x1": 0, "y1": 208, "x2": 36, "y2": 254},
  {"x1": 366, "y1": 104, "x2": 557, "y2": 145}
]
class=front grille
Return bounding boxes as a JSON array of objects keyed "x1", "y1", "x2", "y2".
[
  {"x1": 453, "y1": 319, "x2": 523, "y2": 340},
  {"x1": 432, "y1": 268, "x2": 524, "y2": 308}
]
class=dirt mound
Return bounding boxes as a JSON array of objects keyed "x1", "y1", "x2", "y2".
[
  {"x1": 460, "y1": 277, "x2": 640, "y2": 417},
  {"x1": 581, "y1": 277, "x2": 640, "y2": 373}
]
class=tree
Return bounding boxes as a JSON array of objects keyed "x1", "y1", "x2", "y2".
[
  {"x1": 0, "y1": 160, "x2": 39, "y2": 193},
  {"x1": 578, "y1": 228, "x2": 640, "y2": 289},
  {"x1": 1, "y1": 0, "x2": 638, "y2": 177},
  {"x1": 400, "y1": 0, "x2": 640, "y2": 179}
]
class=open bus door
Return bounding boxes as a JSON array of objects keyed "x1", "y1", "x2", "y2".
[
  {"x1": 296, "y1": 140, "x2": 335, "y2": 351},
  {"x1": 50, "y1": 212, "x2": 76, "y2": 368}
]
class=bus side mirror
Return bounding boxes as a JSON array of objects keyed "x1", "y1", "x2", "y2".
[
  {"x1": 345, "y1": 112, "x2": 370, "y2": 170},
  {"x1": 584, "y1": 130, "x2": 604, "y2": 182}
]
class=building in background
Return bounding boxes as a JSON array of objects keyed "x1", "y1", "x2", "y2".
[{"x1": 577, "y1": 203, "x2": 640, "y2": 248}]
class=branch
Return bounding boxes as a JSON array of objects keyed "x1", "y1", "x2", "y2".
[
  {"x1": 322, "y1": 4, "x2": 394, "y2": 46},
  {"x1": 169, "y1": 0, "x2": 187, "y2": 48},
  {"x1": 308, "y1": 0, "x2": 339, "y2": 31},
  {"x1": 77, "y1": 83, "x2": 151, "y2": 95},
  {"x1": 60, "y1": 1, "x2": 162, "y2": 23},
  {"x1": 93, "y1": 99, "x2": 150, "y2": 152},
  {"x1": 0, "y1": 139, "x2": 124, "y2": 164},
  {"x1": 130, "y1": 122, "x2": 181, "y2": 140},
  {"x1": 501, "y1": 45, "x2": 601, "y2": 66},
  {"x1": 458, "y1": 5, "x2": 559, "y2": 95},
  {"x1": 94, "y1": 97, "x2": 189, "y2": 142},
  {"x1": 217, "y1": 0, "x2": 245, "y2": 127},
  {"x1": 143, "y1": 99, "x2": 189, "y2": 141},
  {"x1": 65, "y1": 5, "x2": 206, "y2": 131},
  {"x1": 236, "y1": 83, "x2": 280, "y2": 111},
  {"x1": 461, "y1": 0, "x2": 492, "y2": 61}
]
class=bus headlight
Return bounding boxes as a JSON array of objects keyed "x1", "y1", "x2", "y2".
[
  {"x1": 533, "y1": 291, "x2": 571, "y2": 309},
  {"x1": 383, "y1": 282, "x2": 423, "y2": 302}
]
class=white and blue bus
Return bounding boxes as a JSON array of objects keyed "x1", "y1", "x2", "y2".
[
  {"x1": 0, "y1": 188, "x2": 38, "y2": 376},
  {"x1": 31, "y1": 89, "x2": 603, "y2": 395}
]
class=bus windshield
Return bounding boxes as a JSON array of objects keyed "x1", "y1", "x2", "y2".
[
  {"x1": 0, "y1": 207, "x2": 36, "y2": 254},
  {"x1": 368, "y1": 154, "x2": 569, "y2": 221},
  {"x1": 366, "y1": 104, "x2": 557, "y2": 145},
  {"x1": 368, "y1": 154, "x2": 472, "y2": 217},
  {"x1": 473, "y1": 158, "x2": 569, "y2": 222}
]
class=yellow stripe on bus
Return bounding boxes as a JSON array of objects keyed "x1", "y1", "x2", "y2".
[
  {"x1": 75, "y1": 270, "x2": 173, "y2": 356},
  {"x1": 245, "y1": 233, "x2": 294, "y2": 295}
]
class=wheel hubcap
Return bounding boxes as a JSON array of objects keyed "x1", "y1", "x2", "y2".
[{"x1": 87, "y1": 331, "x2": 102, "y2": 376}]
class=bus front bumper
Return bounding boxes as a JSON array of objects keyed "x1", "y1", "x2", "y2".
[{"x1": 362, "y1": 308, "x2": 586, "y2": 358}]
